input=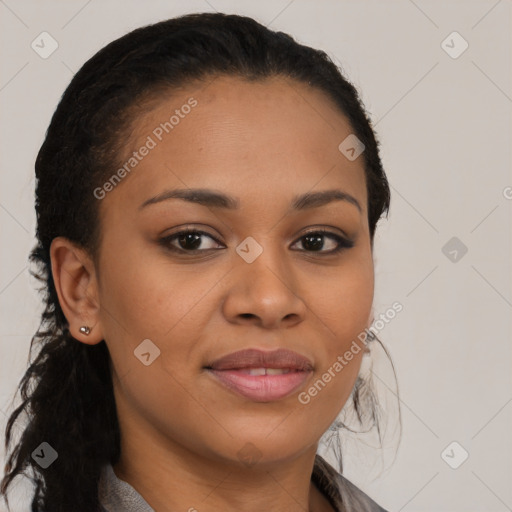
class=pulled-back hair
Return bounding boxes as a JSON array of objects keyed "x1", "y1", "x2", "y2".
[{"x1": 1, "y1": 12, "x2": 392, "y2": 512}]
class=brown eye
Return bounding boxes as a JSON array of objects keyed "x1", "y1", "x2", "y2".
[
  {"x1": 159, "y1": 228, "x2": 354, "y2": 256},
  {"x1": 291, "y1": 230, "x2": 354, "y2": 254},
  {"x1": 160, "y1": 230, "x2": 223, "y2": 253}
]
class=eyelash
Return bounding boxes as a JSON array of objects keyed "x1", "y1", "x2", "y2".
[{"x1": 159, "y1": 228, "x2": 355, "y2": 256}]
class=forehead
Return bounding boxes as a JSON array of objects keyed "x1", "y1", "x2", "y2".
[{"x1": 98, "y1": 75, "x2": 367, "y2": 218}]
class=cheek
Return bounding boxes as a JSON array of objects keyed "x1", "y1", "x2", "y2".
[
  {"x1": 100, "y1": 257, "x2": 213, "y2": 438},
  {"x1": 310, "y1": 254, "x2": 373, "y2": 403},
  {"x1": 314, "y1": 253, "x2": 374, "y2": 342},
  {"x1": 98, "y1": 247, "x2": 224, "y2": 377},
  {"x1": 99, "y1": 242, "x2": 196, "y2": 330}
]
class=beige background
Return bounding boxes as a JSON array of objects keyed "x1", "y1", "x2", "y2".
[{"x1": 1, "y1": 1, "x2": 511, "y2": 511}]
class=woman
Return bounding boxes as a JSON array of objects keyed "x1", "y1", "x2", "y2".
[{"x1": 1, "y1": 12, "x2": 393, "y2": 512}]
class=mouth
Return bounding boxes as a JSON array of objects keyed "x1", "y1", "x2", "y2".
[{"x1": 204, "y1": 348, "x2": 314, "y2": 402}]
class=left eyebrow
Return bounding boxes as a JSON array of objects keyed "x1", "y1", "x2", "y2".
[{"x1": 139, "y1": 188, "x2": 362, "y2": 213}]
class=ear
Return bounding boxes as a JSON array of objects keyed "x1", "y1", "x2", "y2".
[{"x1": 50, "y1": 236, "x2": 104, "y2": 345}]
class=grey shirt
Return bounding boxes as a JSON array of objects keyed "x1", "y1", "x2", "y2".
[{"x1": 98, "y1": 454, "x2": 388, "y2": 512}]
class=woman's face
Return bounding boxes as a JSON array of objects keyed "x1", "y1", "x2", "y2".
[{"x1": 93, "y1": 75, "x2": 374, "y2": 466}]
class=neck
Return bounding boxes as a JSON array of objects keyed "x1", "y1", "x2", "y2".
[{"x1": 112, "y1": 423, "x2": 333, "y2": 512}]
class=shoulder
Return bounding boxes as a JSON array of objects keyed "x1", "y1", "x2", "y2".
[
  {"x1": 313, "y1": 454, "x2": 389, "y2": 512},
  {"x1": 98, "y1": 463, "x2": 154, "y2": 511}
]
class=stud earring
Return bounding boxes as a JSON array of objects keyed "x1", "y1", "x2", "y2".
[{"x1": 79, "y1": 326, "x2": 91, "y2": 335}]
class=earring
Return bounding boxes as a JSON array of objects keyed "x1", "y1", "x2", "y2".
[{"x1": 79, "y1": 326, "x2": 91, "y2": 335}]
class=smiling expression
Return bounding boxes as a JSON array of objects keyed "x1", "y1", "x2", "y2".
[{"x1": 92, "y1": 74, "x2": 374, "y2": 464}]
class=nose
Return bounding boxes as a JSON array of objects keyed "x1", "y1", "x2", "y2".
[{"x1": 221, "y1": 240, "x2": 307, "y2": 330}]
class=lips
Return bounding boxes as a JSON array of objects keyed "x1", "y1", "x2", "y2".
[
  {"x1": 207, "y1": 348, "x2": 314, "y2": 371},
  {"x1": 205, "y1": 348, "x2": 313, "y2": 402}
]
